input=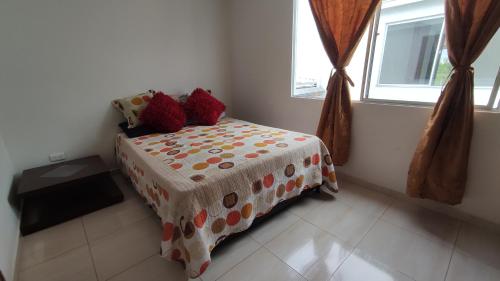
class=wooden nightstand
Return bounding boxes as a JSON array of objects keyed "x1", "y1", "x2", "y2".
[{"x1": 17, "y1": 155, "x2": 123, "y2": 235}]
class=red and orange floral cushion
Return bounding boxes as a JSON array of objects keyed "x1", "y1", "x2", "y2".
[{"x1": 112, "y1": 90, "x2": 156, "y2": 128}]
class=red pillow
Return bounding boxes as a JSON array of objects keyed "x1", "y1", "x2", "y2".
[
  {"x1": 184, "y1": 88, "x2": 225, "y2": 125},
  {"x1": 140, "y1": 92, "x2": 186, "y2": 133}
]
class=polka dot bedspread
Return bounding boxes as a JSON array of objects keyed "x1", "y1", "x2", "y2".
[{"x1": 115, "y1": 118, "x2": 338, "y2": 278}]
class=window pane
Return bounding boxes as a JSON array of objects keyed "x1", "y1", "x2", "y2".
[
  {"x1": 431, "y1": 41, "x2": 452, "y2": 86},
  {"x1": 379, "y1": 18, "x2": 443, "y2": 85},
  {"x1": 366, "y1": 0, "x2": 499, "y2": 106},
  {"x1": 473, "y1": 31, "x2": 500, "y2": 106},
  {"x1": 435, "y1": 31, "x2": 500, "y2": 105},
  {"x1": 367, "y1": 0, "x2": 446, "y2": 103},
  {"x1": 474, "y1": 31, "x2": 500, "y2": 87},
  {"x1": 292, "y1": 0, "x2": 367, "y2": 100},
  {"x1": 293, "y1": 0, "x2": 330, "y2": 98},
  {"x1": 347, "y1": 30, "x2": 369, "y2": 101}
]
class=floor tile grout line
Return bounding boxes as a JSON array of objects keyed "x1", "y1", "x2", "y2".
[
  {"x1": 376, "y1": 214, "x2": 461, "y2": 250},
  {"x1": 84, "y1": 214, "x2": 155, "y2": 245},
  {"x1": 87, "y1": 215, "x2": 155, "y2": 246},
  {"x1": 328, "y1": 192, "x2": 394, "y2": 280},
  {"x1": 323, "y1": 198, "x2": 392, "y2": 281},
  {"x1": 301, "y1": 202, "x2": 387, "y2": 244},
  {"x1": 211, "y1": 240, "x2": 264, "y2": 281},
  {"x1": 353, "y1": 199, "x2": 391, "y2": 249},
  {"x1": 260, "y1": 219, "x2": 310, "y2": 279},
  {"x1": 341, "y1": 178, "x2": 500, "y2": 238},
  {"x1": 212, "y1": 191, "x2": 362, "y2": 280},
  {"x1": 88, "y1": 178, "x2": 157, "y2": 280},
  {"x1": 17, "y1": 220, "x2": 88, "y2": 273},
  {"x1": 82, "y1": 201, "x2": 158, "y2": 280},
  {"x1": 366, "y1": 190, "x2": 462, "y2": 247},
  {"x1": 260, "y1": 198, "x2": 390, "y2": 281},
  {"x1": 18, "y1": 195, "x2": 149, "y2": 275},
  {"x1": 319, "y1": 249, "x2": 353, "y2": 281},
  {"x1": 378, "y1": 197, "x2": 465, "y2": 244},
  {"x1": 81, "y1": 217, "x2": 101, "y2": 281},
  {"x1": 261, "y1": 242, "x2": 308, "y2": 280},
  {"x1": 17, "y1": 243, "x2": 87, "y2": 273},
  {"x1": 339, "y1": 198, "x2": 451, "y2": 281},
  {"x1": 292, "y1": 199, "x2": 325, "y2": 219},
  {"x1": 272, "y1": 246, "x2": 311, "y2": 281},
  {"x1": 249, "y1": 212, "x2": 301, "y2": 245},
  {"x1": 349, "y1": 200, "x2": 421, "y2": 281},
  {"x1": 211, "y1": 206, "x2": 308, "y2": 280},
  {"x1": 442, "y1": 221, "x2": 463, "y2": 281},
  {"x1": 263, "y1": 217, "x2": 355, "y2": 281},
  {"x1": 103, "y1": 252, "x2": 159, "y2": 281}
]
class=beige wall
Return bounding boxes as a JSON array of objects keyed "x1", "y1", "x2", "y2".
[
  {"x1": 229, "y1": 0, "x2": 500, "y2": 225},
  {"x1": 0, "y1": 0, "x2": 231, "y2": 172},
  {"x1": 0, "y1": 132, "x2": 18, "y2": 281}
]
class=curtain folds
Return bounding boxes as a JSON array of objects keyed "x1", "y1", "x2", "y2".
[
  {"x1": 310, "y1": 0, "x2": 380, "y2": 165},
  {"x1": 407, "y1": 0, "x2": 500, "y2": 204}
]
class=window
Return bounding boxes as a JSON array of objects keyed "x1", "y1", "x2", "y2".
[
  {"x1": 292, "y1": 0, "x2": 330, "y2": 99},
  {"x1": 364, "y1": 0, "x2": 500, "y2": 107},
  {"x1": 292, "y1": 0, "x2": 500, "y2": 110},
  {"x1": 292, "y1": 0, "x2": 368, "y2": 100}
]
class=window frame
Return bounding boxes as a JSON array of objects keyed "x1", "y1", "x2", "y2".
[
  {"x1": 375, "y1": 15, "x2": 445, "y2": 87},
  {"x1": 487, "y1": 68, "x2": 500, "y2": 109},
  {"x1": 360, "y1": 6, "x2": 500, "y2": 111}
]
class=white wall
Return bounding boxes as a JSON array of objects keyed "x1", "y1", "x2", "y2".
[
  {"x1": 0, "y1": 0, "x2": 231, "y2": 172},
  {"x1": 0, "y1": 132, "x2": 18, "y2": 281},
  {"x1": 229, "y1": 0, "x2": 500, "y2": 225}
]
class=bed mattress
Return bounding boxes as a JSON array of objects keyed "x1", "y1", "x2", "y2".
[{"x1": 115, "y1": 118, "x2": 338, "y2": 278}]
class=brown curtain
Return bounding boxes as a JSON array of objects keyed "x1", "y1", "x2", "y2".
[
  {"x1": 407, "y1": 0, "x2": 500, "y2": 204},
  {"x1": 310, "y1": 0, "x2": 380, "y2": 165}
]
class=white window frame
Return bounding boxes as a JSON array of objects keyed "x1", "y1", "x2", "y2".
[
  {"x1": 361, "y1": 7, "x2": 500, "y2": 110},
  {"x1": 375, "y1": 15, "x2": 445, "y2": 87},
  {"x1": 488, "y1": 68, "x2": 500, "y2": 109}
]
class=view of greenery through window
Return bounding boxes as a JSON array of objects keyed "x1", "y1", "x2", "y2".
[{"x1": 432, "y1": 48, "x2": 452, "y2": 86}]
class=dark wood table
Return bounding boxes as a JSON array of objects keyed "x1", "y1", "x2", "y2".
[{"x1": 17, "y1": 155, "x2": 123, "y2": 235}]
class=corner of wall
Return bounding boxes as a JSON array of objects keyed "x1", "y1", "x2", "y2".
[{"x1": 0, "y1": 132, "x2": 19, "y2": 281}]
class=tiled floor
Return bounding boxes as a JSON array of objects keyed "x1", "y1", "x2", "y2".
[{"x1": 15, "y1": 174, "x2": 500, "y2": 281}]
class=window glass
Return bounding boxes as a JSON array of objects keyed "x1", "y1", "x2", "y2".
[
  {"x1": 365, "y1": 0, "x2": 499, "y2": 106},
  {"x1": 292, "y1": 0, "x2": 367, "y2": 100},
  {"x1": 379, "y1": 17, "x2": 443, "y2": 85},
  {"x1": 293, "y1": 0, "x2": 330, "y2": 98}
]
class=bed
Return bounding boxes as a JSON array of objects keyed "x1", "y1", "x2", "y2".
[{"x1": 115, "y1": 118, "x2": 338, "y2": 278}]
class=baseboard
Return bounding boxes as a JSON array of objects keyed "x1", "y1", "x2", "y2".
[{"x1": 336, "y1": 171, "x2": 500, "y2": 235}]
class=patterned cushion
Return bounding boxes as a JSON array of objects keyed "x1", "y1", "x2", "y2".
[{"x1": 112, "y1": 90, "x2": 156, "y2": 128}]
